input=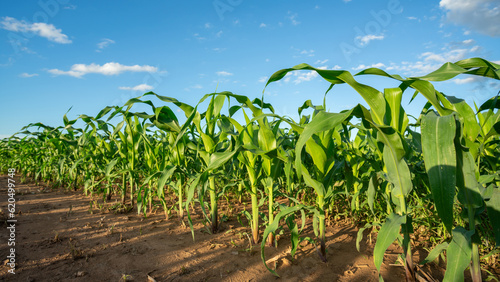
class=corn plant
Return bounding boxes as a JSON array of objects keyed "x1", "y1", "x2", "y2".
[{"x1": 1, "y1": 56, "x2": 499, "y2": 282}]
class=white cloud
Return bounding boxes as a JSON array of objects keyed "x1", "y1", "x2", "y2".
[
  {"x1": 258, "y1": 76, "x2": 268, "y2": 83},
  {"x1": 259, "y1": 23, "x2": 267, "y2": 28},
  {"x1": 184, "y1": 84, "x2": 203, "y2": 91},
  {"x1": 48, "y1": 62, "x2": 158, "y2": 78},
  {"x1": 383, "y1": 43, "x2": 482, "y2": 76},
  {"x1": 420, "y1": 48, "x2": 469, "y2": 63},
  {"x1": 287, "y1": 12, "x2": 300, "y2": 25},
  {"x1": 355, "y1": 34, "x2": 384, "y2": 46},
  {"x1": 193, "y1": 33, "x2": 206, "y2": 40},
  {"x1": 453, "y1": 77, "x2": 477, "y2": 84},
  {"x1": 19, "y1": 72, "x2": 38, "y2": 78},
  {"x1": 294, "y1": 71, "x2": 318, "y2": 84},
  {"x1": 0, "y1": 16, "x2": 71, "y2": 44},
  {"x1": 332, "y1": 65, "x2": 342, "y2": 70},
  {"x1": 352, "y1": 63, "x2": 386, "y2": 71},
  {"x1": 63, "y1": 5, "x2": 77, "y2": 10},
  {"x1": 205, "y1": 22, "x2": 212, "y2": 29},
  {"x1": 216, "y1": 71, "x2": 233, "y2": 76},
  {"x1": 0, "y1": 57, "x2": 14, "y2": 67},
  {"x1": 470, "y1": 45, "x2": 480, "y2": 52},
  {"x1": 407, "y1": 16, "x2": 418, "y2": 20},
  {"x1": 315, "y1": 59, "x2": 329, "y2": 65},
  {"x1": 300, "y1": 49, "x2": 315, "y2": 57},
  {"x1": 440, "y1": 0, "x2": 500, "y2": 36},
  {"x1": 292, "y1": 47, "x2": 315, "y2": 57},
  {"x1": 119, "y1": 84, "x2": 154, "y2": 91},
  {"x1": 216, "y1": 30, "x2": 223, "y2": 37},
  {"x1": 96, "y1": 38, "x2": 115, "y2": 52}
]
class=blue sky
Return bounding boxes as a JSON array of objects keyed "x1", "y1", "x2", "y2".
[{"x1": 1, "y1": 0, "x2": 499, "y2": 138}]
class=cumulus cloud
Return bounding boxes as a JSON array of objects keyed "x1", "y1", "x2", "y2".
[
  {"x1": 453, "y1": 77, "x2": 477, "y2": 84},
  {"x1": 287, "y1": 12, "x2": 300, "y2": 25},
  {"x1": 292, "y1": 47, "x2": 315, "y2": 58},
  {"x1": 48, "y1": 62, "x2": 158, "y2": 78},
  {"x1": 0, "y1": 16, "x2": 71, "y2": 43},
  {"x1": 352, "y1": 63, "x2": 386, "y2": 71},
  {"x1": 119, "y1": 84, "x2": 154, "y2": 91},
  {"x1": 259, "y1": 23, "x2": 267, "y2": 28},
  {"x1": 420, "y1": 49, "x2": 469, "y2": 63},
  {"x1": 96, "y1": 38, "x2": 115, "y2": 52},
  {"x1": 315, "y1": 59, "x2": 329, "y2": 65},
  {"x1": 184, "y1": 84, "x2": 203, "y2": 91},
  {"x1": 294, "y1": 71, "x2": 318, "y2": 84},
  {"x1": 216, "y1": 71, "x2": 233, "y2": 76},
  {"x1": 355, "y1": 34, "x2": 384, "y2": 46},
  {"x1": 193, "y1": 33, "x2": 206, "y2": 40},
  {"x1": 258, "y1": 76, "x2": 268, "y2": 83},
  {"x1": 300, "y1": 49, "x2": 315, "y2": 56},
  {"x1": 19, "y1": 72, "x2": 38, "y2": 78},
  {"x1": 440, "y1": 0, "x2": 500, "y2": 36}
]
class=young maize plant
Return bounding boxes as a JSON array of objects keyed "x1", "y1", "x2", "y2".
[
  {"x1": 261, "y1": 58, "x2": 500, "y2": 280},
  {"x1": 0, "y1": 57, "x2": 499, "y2": 281}
]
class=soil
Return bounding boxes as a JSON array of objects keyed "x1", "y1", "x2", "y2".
[{"x1": 0, "y1": 175, "x2": 469, "y2": 281}]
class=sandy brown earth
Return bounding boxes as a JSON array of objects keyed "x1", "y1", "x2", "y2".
[{"x1": 0, "y1": 175, "x2": 452, "y2": 281}]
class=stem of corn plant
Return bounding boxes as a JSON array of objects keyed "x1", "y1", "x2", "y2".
[
  {"x1": 267, "y1": 180, "x2": 275, "y2": 247},
  {"x1": 468, "y1": 205, "x2": 481, "y2": 282},
  {"x1": 121, "y1": 173, "x2": 126, "y2": 204},
  {"x1": 248, "y1": 167, "x2": 259, "y2": 244},
  {"x1": 178, "y1": 174, "x2": 184, "y2": 220},
  {"x1": 318, "y1": 194, "x2": 326, "y2": 261},
  {"x1": 209, "y1": 176, "x2": 218, "y2": 233}
]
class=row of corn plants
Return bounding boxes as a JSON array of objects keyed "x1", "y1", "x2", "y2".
[{"x1": 1, "y1": 57, "x2": 499, "y2": 281}]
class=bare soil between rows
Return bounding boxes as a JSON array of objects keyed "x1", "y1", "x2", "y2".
[{"x1": 0, "y1": 175, "x2": 452, "y2": 281}]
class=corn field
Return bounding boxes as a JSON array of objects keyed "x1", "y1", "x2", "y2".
[{"x1": 1, "y1": 57, "x2": 499, "y2": 281}]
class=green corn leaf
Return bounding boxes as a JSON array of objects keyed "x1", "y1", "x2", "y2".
[
  {"x1": 384, "y1": 87, "x2": 409, "y2": 134},
  {"x1": 265, "y1": 64, "x2": 386, "y2": 125},
  {"x1": 207, "y1": 146, "x2": 240, "y2": 171},
  {"x1": 443, "y1": 227, "x2": 473, "y2": 282},
  {"x1": 367, "y1": 174, "x2": 377, "y2": 214},
  {"x1": 372, "y1": 125, "x2": 412, "y2": 210},
  {"x1": 421, "y1": 112, "x2": 456, "y2": 233},
  {"x1": 420, "y1": 241, "x2": 449, "y2": 265},
  {"x1": 157, "y1": 165, "x2": 177, "y2": 198},
  {"x1": 305, "y1": 137, "x2": 327, "y2": 174},
  {"x1": 478, "y1": 95, "x2": 500, "y2": 112},
  {"x1": 261, "y1": 204, "x2": 305, "y2": 277},
  {"x1": 374, "y1": 213, "x2": 406, "y2": 272},
  {"x1": 356, "y1": 223, "x2": 372, "y2": 252},
  {"x1": 301, "y1": 164, "x2": 326, "y2": 197},
  {"x1": 415, "y1": 62, "x2": 468, "y2": 81},
  {"x1": 295, "y1": 108, "x2": 355, "y2": 178},
  {"x1": 456, "y1": 148, "x2": 484, "y2": 209},
  {"x1": 485, "y1": 187, "x2": 500, "y2": 247},
  {"x1": 105, "y1": 158, "x2": 119, "y2": 177}
]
